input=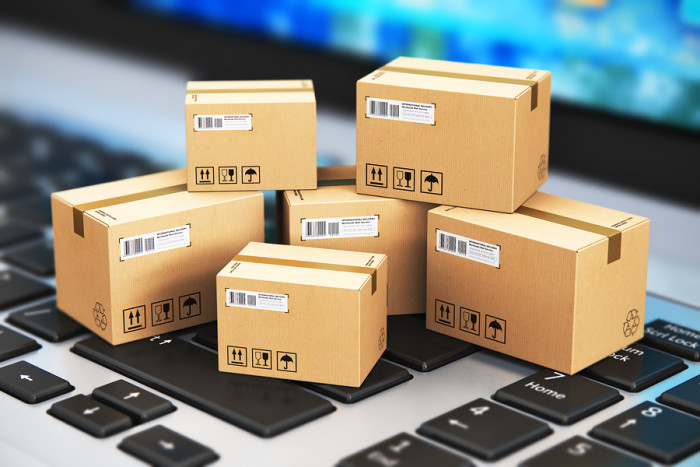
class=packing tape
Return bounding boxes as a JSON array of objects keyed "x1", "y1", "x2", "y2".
[
  {"x1": 516, "y1": 206, "x2": 622, "y2": 263},
  {"x1": 186, "y1": 87, "x2": 314, "y2": 94},
  {"x1": 379, "y1": 65, "x2": 540, "y2": 111},
  {"x1": 317, "y1": 178, "x2": 356, "y2": 187},
  {"x1": 233, "y1": 254, "x2": 378, "y2": 294},
  {"x1": 72, "y1": 184, "x2": 188, "y2": 237}
]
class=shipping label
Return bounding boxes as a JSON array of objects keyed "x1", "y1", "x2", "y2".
[
  {"x1": 194, "y1": 114, "x2": 252, "y2": 131},
  {"x1": 301, "y1": 215, "x2": 379, "y2": 240},
  {"x1": 120, "y1": 225, "x2": 190, "y2": 261},
  {"x1": 436, "y1": 229, "x2": 500, "y2": 268},
  {"x1": 226, "y1": 289, "x2": 288, "y2": 313},
  {"x1": 366, "y1": 98, "x2": 435, "y2": 125}
]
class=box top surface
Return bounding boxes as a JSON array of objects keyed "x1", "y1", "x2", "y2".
[
  {"x1": 52, "y1": 169, "x2": 262, "y2": 227},
  {"x1": 358, "y1": 56, "x2": 550, "y2": 99},
  {"x1": 186, "y1": 79, "x2": 316, "y2": 104},
  {"x1": 431, "y1": 191, "x2": 648, "y2": 253},
  {"x1": 220, "y1": 242, "x2": 387, "y2": 291}
]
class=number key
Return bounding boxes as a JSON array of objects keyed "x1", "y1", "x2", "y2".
[
  {"x1": 589, "y1": 402, "x2": 700, "y2": 463},
  {"x1": 521, "y1": 435, "x2": 650, "y2": 467}
]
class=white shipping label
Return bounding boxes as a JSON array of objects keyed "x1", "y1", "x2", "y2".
[
  {"x1": 194, "y1": 114, "x2": 252, "y2": 131},
  {"x1": 301, "y1": 215, "x2": 379, "y2": 240},
  {"x1": 120, "y1": 225, "x2": 190, "y2": 261},
  {"x1": 226, "y1": 289, "x2": 288, "y2": 313},
  {"x1": 366, "y1": 98, "x2": 435, "y2": 125},
  {"x1": 436, "y1": 229, "x2": 500, "y2": 268}
]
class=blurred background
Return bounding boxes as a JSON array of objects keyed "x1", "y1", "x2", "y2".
[{"x1": 1, "y1": 0, "x2": 699, "y2": 303}]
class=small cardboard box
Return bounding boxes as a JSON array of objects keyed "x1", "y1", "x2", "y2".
[
  {"x1": 356, "y1": 56, "x2": 551, "y2": 212},
  {"x1": 216, "y1": 242, "x2": 388, "y2": 387},
  {"x1": 426, "y1": 192, "x2": 650, "y2": 374},
  {"x1": 185, "y1": 80, "x2": 317, "y2": 192},
  {"x1": 51, "y1": 169, "x2": 264, "y2": 345},
  {"x1": 280, "y1": 165, "x2": 435, "y2": 316}
]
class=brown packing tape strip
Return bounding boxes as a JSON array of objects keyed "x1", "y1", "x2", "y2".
[
  {"x1": 233, "y1": 254, "x2": 378, "y2": 294},
  {"x1": 187, "y1": 87, "x2": 314, "y2": 94},
  {"x1": 72, "y1": 184, "x2": 188, "y2": 237},
  {"x1": 516, "y1": 206, "x2": 622, "y2": 263},
  {"x1": 317, "y1": 178, "x2": 356, "y2": 187},
  {"x1": 380, "y1": 65, "x2": 539, "y2": 111}
]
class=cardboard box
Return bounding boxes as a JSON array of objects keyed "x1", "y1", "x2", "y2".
[
  {"x1": 280, "y1": 165, "x2": 435, "y2": 316},
  {"x1": 356, "y1": 56, "x2": 551, "y2": 212},
  {"x1": 185, "y1": 80, "x2": 317, "y2": 192},
  {"x1": 426, "y1": 192, "x2": 650, "y2": 374},
  {"x1": 51, "y1": 169, "x2": 264, "y2": 345},
  {"x1": 216, "y1": 242, "x2": 388, "y2": 387}
]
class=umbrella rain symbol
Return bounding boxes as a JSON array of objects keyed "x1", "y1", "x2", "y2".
[{"x1": 488, "y1": 319, "x2": 502, "y2": 338}]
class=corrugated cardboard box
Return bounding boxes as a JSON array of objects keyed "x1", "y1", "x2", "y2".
[
  {"x1": 356, "y1": 56, "x2": 551, "y2": 212},
  {"x1": 217, "y1": 242, "x2": 388, "y2": 387},
  {"x1": 426, "y1": 192, "x2": 650, "y2": 374},
  {"x1": 185, "y1": 80, "x2": 317, "y2": 191},
  {"x1": 280, "y1": 165, "x2": 435, "y2": 316},
  {"x1": 51, "y1": 169, "x2": 264, "y2": 345}
]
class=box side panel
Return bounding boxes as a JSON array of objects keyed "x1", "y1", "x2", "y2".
[
  {"x1": 217, "y1": 276, "x2": 362, "y2": 387},
  {"x1": 186, "y1": 101, "x2": 316, "y2": 191},
  {"x1": 358, "y1": 255, "x2": 389, "y2": 385},
  {"x1": 571, "y1": 220, "x2": 650, "y2": 372},
  {"x1": 107, "y1": 193, "x2": 264, "y2": 345},
  {"x1": 52, "y1": 195, "x2": 113, "y2": 341},
  {"x1": 512, "y1": 73, "x2": 551, "y2": 211},
  {"x1": 426, "y1": 210, "x2": 576, "y2": 373},
  {"x1": 357, "y1": 80, "x2": 516, "y2": 211},
  {"x1": 285, "y1": 198, "x2": 433, "y2": 315}
]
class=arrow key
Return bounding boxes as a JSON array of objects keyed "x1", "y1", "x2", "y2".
[
  {"x1": 0, "y1": 360, "x2": 73, "y2": 403},
  {"x1": 119, "y1": 424, "x2": 219, "y2": 467},
  {"x1": 92, "y1": 379, "x2": 176, "y2": 424},
  {"x1": 48, "y1": 394, "x2": 133, "y2": 438}
]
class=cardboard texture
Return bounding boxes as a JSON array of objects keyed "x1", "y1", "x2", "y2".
[
  {"x1": 426, "y1": 192, "x2": 650, "y2": 374},
  {"x1": 281, "y1": 165, "x2": 435, "y2": 316},
  {"x1": 216, "y1": 242, "x2": 388, "y2": 387},
  {"x1": 51, "y1": 169, "x2": 264, "y2": 345},
  {"x1": 185, "y1": 79, "x2": 317, "y2": 191},
  {"x1": 356, "y1": 56, "x2": 551, "y2": 212}
]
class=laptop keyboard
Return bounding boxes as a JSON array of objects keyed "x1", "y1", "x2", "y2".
[{"x1": 0, "y1": 114, "x2": 698, "y2": 466}]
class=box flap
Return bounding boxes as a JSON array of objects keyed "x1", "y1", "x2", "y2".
[{"x1": 186, "y1": 79, "x2": 315, "y2": 104}]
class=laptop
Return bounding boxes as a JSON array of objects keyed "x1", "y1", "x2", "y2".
[{"x1": 1, "y1": 2, "x2": 699, "y2": 465}]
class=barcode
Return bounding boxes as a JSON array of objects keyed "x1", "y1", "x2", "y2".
[
  {"x1": 436, "y1": 229, "x2": 500, "y2": 267},
  {"x1": 229, "y1": 291, "x2": 258, "y2": 307},
  {"x1": 439, "y1": 233, "x2": 457, "y2": 253},
  {"x1": 197, "y1": 116, "x2": 223, "y2": 129},
  {"x1": 368, "y1": 99, "x2": 399, "y2": 118},
  {"x1": 328, "y1": 222, "x2": 340, "y2": 236},
  {"x1": 306, "y1": 221, "x2": 326, "y2": 238},
  {"x1": 123, "y1": 236, "x2": 156, "y2": 258}
]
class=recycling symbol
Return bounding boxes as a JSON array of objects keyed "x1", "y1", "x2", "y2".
[
  {"x1": 623, "y1": 309, "x2": 640, "y2": 337},
  {"x1": 93, "y1": 302, "x2": 108, "y2": 331},
  {"x1": 378, "y1": 327, "x2": 386, "y2": 350}
]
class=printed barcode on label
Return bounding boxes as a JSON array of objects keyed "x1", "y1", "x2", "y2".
[
  {"x1": 120, "y1": 225, "x2": 190, "y2": 261},
  {"x1": 197, "y1": 116, "x2": 223, "y2": 129},
  {"x1": 366, "y1": 98, "x2": 435, "y2": 125},
  {"x1": 226, "y1": 289, "x2": 287, "y2": 312},
  {"x1": 301, "y1": 216, "x2": 378, "y2": 240},
  {"x1": 436, "y1": 229, "x2": 500, "y2": 268},
  {"x1": 194, "y1": 114, "x2": 252, "y2": 131}
]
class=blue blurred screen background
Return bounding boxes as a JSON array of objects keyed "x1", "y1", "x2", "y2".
[{"x1": 131, "y1": 0, "x2": 700, "y2": 132}]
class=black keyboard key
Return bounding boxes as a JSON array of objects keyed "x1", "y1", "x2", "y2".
[
  {"x1": 0, "y1": 269, "x2": 54, "y2": 311},
  {"x1": 0, "y1": 325, "x2": 40, "y2": 361},
  {"x1": 384, "y1": 315, "x2": 480, "y2": 372},
  {"x1": 589, "y1": 401, "x2": 700, "y2": 463},
  {"x1": 520, "y1": 435, "x2": 650, "y2": 467},
  {"x1": 4, "y1": 242, "x2": 54, "y2": 276},
  {"x1": 0, "y1": 219, "x2": 42, "y2": 247},
  {"x1": 493, "y1": 369, "x2": 622, "y2": 425},
  {"x1": 0, "y1": 360, "x2": 73, "y2": 403},
  {"x1": 192, "y1": 323, "x2": 217, "y2": 351},
  {"x1": 93, "y1": 379, "x2": 175, "y2": 424},
  {"x1": 119, "y1": 425, "x2": 219, "y2": 467},
  {"x1": 338, "y1": 432, "x2": 473, "y2": 467},
  {"x1": 417, "y1": 398, "x2": 552, "y2": 460},
  {"x1": 303, "y1": 359, "x2": 412, "y2": 403},
  {"x1": 658, "y1": 375, "x2": 700, "y2": 417},
  {"x1": 48, "y1": 394, "x2": 133, "y2": 438},
  {"x1": 581, "y1": 343, "x2": 686, "y2": 392},
  {"x1": 72, "y1": 335, "x2": 335, "y2": 437},
  {"x1": 644, "y1": 319, "x2": 700, "y2": 361},
  {"x1": 7, "y1": 301, "x2": 86, "y2": 342}
]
